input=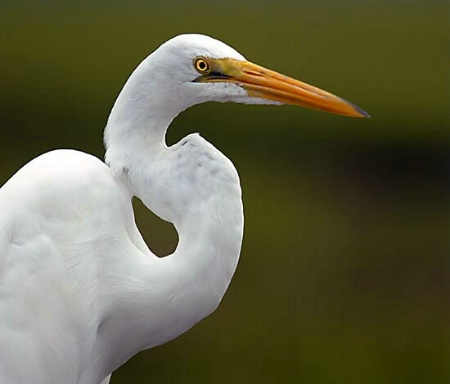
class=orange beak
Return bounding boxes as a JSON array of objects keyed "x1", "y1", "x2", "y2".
[{"x1": 204, "y1": 58, "x2": 369, "y2": 118}]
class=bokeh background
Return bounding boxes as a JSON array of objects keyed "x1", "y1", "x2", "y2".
[{"x1": 1, "y1": 1, "x2": 449, "y2": 383}]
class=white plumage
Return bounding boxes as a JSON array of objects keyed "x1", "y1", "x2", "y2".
[{"x1": 0, "y1": 34, "x2": 367, "y2": 384}]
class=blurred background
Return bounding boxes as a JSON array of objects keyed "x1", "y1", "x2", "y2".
[{"x1": 1, "y1": 1, "x2": 449, "y2": 383}]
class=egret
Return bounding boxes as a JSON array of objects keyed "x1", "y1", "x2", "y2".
[{"x1": 0, "y1": 34, "x2": 368, "y2": 384}]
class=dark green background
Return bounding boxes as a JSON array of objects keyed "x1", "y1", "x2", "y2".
[{"x1": 1, "y1": 2, "x2": 449, "y2": 383}]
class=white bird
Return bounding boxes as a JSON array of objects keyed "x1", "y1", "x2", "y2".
[{"x1": 0, "y1": 34, "x2": 368, "y2": 384}]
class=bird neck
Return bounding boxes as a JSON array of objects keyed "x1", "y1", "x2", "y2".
[{"x1": 101, "y1": 86, "x2": 244, "y2": 376}]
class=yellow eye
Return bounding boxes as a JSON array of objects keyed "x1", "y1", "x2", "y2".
[{"x1": 194, "y1": 57, "x2": 210, "y2": 74}]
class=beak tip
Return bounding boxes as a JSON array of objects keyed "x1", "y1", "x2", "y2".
[
  {"x1": 357, "y1": 108, "x2": 371, "y2": 119},
  {"x1": 349, "y1": 101, "x2": 370, "y2": 118}
]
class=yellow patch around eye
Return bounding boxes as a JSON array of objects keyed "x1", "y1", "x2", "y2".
[{"x1": 194, "y1": 57, "x2": 210, "y2": 74}]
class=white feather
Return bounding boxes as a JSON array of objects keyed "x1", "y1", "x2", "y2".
[{"x1": 0, "y1": 34, "x2": 252, "y2": 384}]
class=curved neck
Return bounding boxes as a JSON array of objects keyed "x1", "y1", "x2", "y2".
[
  {"x1": 99, "y1": 75, "x2": 244, "y2": 379},
  {"x1": 92, "y1": 184, "x2": 243, "y2": 380}
]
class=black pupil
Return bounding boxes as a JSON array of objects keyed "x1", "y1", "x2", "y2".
[{"x1": 198, "y1": 61, "x2": 207, "y2": 70}]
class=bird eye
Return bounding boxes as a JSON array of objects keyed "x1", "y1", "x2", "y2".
[{"x1": 194, "y1": 57, "x2": 210, "y2": 74}]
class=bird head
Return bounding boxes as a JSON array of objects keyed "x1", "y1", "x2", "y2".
[{"x1": 142, "y1": 34, "x2": 369, "y2": 118}]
